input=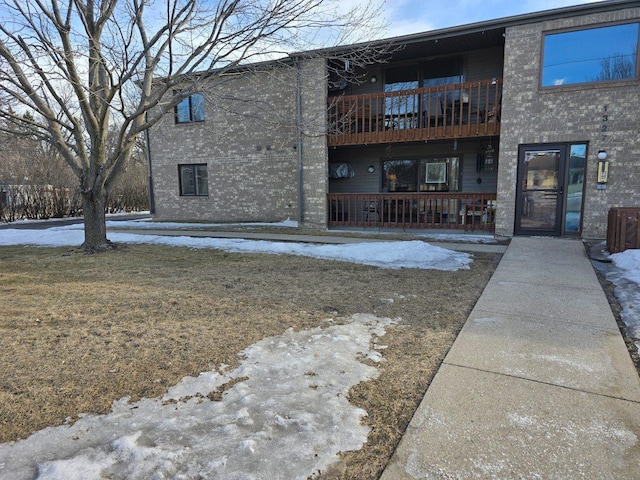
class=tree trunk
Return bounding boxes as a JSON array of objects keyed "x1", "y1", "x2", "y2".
[{"x1": 81, "y1": 188, "x2": 111, "y2": 251}]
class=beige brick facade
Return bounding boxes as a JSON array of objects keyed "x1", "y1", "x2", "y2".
[
  {"x1": 496, "y1": 6, "x2": 640, "y2": 239},
  {"x1": 149, "y1": 3, "x2": 639, "y2": 240},
  {"x1": 148, "y1": 58, "x2": 328, "y2": 227}
]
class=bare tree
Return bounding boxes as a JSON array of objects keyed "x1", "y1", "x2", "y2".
[
  {"x1": 594, "y1": 52, "x2": 636, "y2": 82},
  {"x1": 0, "y1": 0, "x2": 385, "y2": 250}
]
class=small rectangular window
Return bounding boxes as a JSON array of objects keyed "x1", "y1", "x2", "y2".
[
  {"x1": 179, "y1": 164, "x2": 208, "y2": 196},
  {"x1": 175, "y1": 93, "x2": 205, "y2": 123},
  {"x1": 542, "y1": 23, "x2": 639, "y2": 87}
]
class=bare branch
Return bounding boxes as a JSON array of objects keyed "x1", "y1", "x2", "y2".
[{"x1": 0, "y1": 0, "x2": 388, "y2": 248}]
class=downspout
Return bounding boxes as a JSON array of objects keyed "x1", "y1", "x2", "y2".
[
  {"x1": 144, "y1": 114, "x2": 155, "y2": 215},
  {"x1": 295, "y1": 56, "x2": 304, "y2": 223}
]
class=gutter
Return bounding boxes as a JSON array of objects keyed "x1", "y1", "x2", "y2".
[{"x1": 144, "y1": 116, "x2": 155, "y2": 215}]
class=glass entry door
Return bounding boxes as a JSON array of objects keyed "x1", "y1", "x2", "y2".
[
  {"x1": 515, "y1": 147, "x2": 565, "y2": 235},
  {"x1": 516, "y1": 143, "x2": 587, "y2": 236}
]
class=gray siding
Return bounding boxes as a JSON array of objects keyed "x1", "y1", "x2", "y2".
[
  {"x1": 328, "y1": 139, "x2": 498, "y2": 194},
  {"x1": 342, "y1": 46, "x2": 504, "y2": 98}
]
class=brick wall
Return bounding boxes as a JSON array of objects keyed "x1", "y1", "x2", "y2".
[
  {"x1": 149, "y1": 57, "x2": 329, "y2": 227},
  {"x1": 496, "y1": 6, "x2": 640, "y2": 239},
  {"x1": 299, "y1": 58, "x2": 329, "y2": 229}
]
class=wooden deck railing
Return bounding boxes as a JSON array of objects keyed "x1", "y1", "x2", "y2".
[
  {"x1": 328, "y1": 192, "x2": 497, "y2": 231},
  {"x1": 328, "y1": 79, "x2": 502, "y2": 146},
  {"x1": 607, "y1": 207, "x2": 640, "y2": 253}
]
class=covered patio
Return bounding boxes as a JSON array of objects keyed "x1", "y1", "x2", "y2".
[{"x1": 328, "y1": 192, "x2": 496, "y2": 231}]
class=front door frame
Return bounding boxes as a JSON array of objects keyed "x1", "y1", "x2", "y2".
[{"x1": 514, "y1": 142, "x2": 587, "y2": 237}]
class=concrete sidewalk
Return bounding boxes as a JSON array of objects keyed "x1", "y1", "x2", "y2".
[{"x1": 381, "y1": 237, "x2": 640, "y2": 479}]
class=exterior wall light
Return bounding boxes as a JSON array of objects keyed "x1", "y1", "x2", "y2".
[
  {"x1": 370, "y1": 76, "x2": 377, "y2": 83},
  {"x1": 597, "y1": 150, "x2": 609, "y2": 183},
  {"x1": 368, "y1": 165, "x2": 375, "y2": 173}
]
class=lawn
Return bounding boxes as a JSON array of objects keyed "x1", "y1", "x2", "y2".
[{"x1": 0, "y1": 243, "x2": 500, "y2": 479}]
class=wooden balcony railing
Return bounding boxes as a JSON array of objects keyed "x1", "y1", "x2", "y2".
[
  {"x1": 328, "y1": 192, "x2": 497, "y2": 231},
  {"x1": 328, "y1": 79, "x2": 502, "y2": 146}
]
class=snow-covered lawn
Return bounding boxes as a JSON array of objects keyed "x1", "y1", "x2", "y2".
[
  {"x1": 0, "y1": 314, "x2": 397, "y2": 480},
  {"x1": 0, "y1": 221, "x2": 474, "y2": 479},
  {"x1": 0, "y1": 221, "x2": 473, "y2": 271},
  {"x1": 2, "y1": 221, "x2": 636, "y2": 479},
  {"x1": 606, "y1": 249, "x2": 640, "y2": 348}
]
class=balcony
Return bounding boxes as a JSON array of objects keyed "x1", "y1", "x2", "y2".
[
  {"x1": 328, "y1": 192, "x2": 497, "y2": 231},
  {"x1": 328, "y1": 79, "x2": 502, "y2": 146}
]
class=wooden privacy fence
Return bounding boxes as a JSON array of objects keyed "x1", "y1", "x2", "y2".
[{"x1": 607, "y1": 207, "x2": 640, "y2": 253}]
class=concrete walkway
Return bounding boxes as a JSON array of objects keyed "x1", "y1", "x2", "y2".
[{"x1": 380, "y1": 237, "x2": 640, "y2": 479}]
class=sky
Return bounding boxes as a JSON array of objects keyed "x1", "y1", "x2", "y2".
[
  {"x1": 0, "y1": 220, "x2": 638, "y2": 478},
  {"x1": 376, "y1": 0, "x2": 607, "y2": 38}
]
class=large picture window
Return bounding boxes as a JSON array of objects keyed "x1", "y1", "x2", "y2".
[
  {"x1": 175, "y1": 93, "x2": 205, "y2": 123},
  {"x1": 541, "y1": 22, "x2": 639, "y2": 87},
  {"x1": 179, "y1": 164, "x2": 208, "y2": 196},
  {"x1": 382, "y1": 157, "x2": 460, "y2": 193}
]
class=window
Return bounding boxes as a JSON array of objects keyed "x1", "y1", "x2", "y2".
[
  {"x1": 384, "y1": 66, "x2": 420, "y2": 126},
  {"x1": 541, "y1": 23, "x2": 639, "y2": 87},
  {"x1": 179, "y1": 164, "x2": 208, "y2": 196},
  {"x1": 382, "y1": 157, "x2": 460, "y2": 193},
  {"x1": 421, "y1": 57, "x2": 463, "y2": 87},
  {"x1": 384, "y1": 65, "x2": 420, "y2": 93},
  {"x1": 175, "y1": 93, "x2": 205, "y2": 123},
  {"x1": 565, "y1": 143, "x2": 587, "y2": 233}
]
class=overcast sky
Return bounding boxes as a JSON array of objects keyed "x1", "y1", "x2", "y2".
[{"x1": 376, "y1": 0, "x2": 606, "y2": 38}]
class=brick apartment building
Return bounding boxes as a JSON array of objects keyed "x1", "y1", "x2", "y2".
[{"x1": 147, "y1": 0, "x2": 640, "y2": 240}]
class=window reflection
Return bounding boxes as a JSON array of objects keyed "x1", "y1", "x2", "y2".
[
  {"x1": 175, "y1": 93, "x2": 205, "y2": 123},
  {"x1": 179, "y1": 164, "x2": 208, "y2": 196},
  {"x1": 565, "y1": 144, "x2": 587, "y2": 233},
  {"x1": 542, "y1": 23, "x2": 639, "y2": 87},
  {"x1": 382, "y1": 158, "x2": 459, "y2": 192}
]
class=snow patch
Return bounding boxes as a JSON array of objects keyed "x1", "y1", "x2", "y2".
[
  {"x1": 0, "y1": 314, "x2": 399, "y2": 480},
  {"x1": 0, "y1": 226, "x2": 472, "y2": 271}
]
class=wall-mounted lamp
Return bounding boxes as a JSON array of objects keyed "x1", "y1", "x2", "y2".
[
  {"x1": 370, "y1": 76, "x2": 377, "y2": 83},
  {"x1": 491, "y1": 77, "x2": 497, "y2": 85},
  {"x1": 597, "y1": 150, "x2": 609, "y2": 183},
  {"x1": 367, "y1": 165, "x2": 375, "y2": 173}
]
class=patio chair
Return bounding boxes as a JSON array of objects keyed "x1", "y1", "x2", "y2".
[{"x1": 363, "y1": 200, "x2": 380, "y2": 223}]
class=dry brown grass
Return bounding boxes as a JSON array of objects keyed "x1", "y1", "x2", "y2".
[{"x1": 0, "y1": 243, "x2": 500, "y2": 478}]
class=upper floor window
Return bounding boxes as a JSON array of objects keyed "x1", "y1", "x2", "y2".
[
  {"x1": 175, "y1": 93, "x2": 205, "y2": 123},
  {"x1": 179, "y1": 164, "x2": 208, "y2": 196},
  {"x1": 422, "y1": 57, "x2": 463, "y2": 87},
  {"x1": 541, "y1": 22, "x2": 639, "y2": 87},
  {"x1": 384, "y1": 65, "x2": 420, "y2": 93}
]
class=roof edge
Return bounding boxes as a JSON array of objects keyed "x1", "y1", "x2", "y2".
[{"x1": 292, "y1": 0, "x2": 640, "y2": 57}]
